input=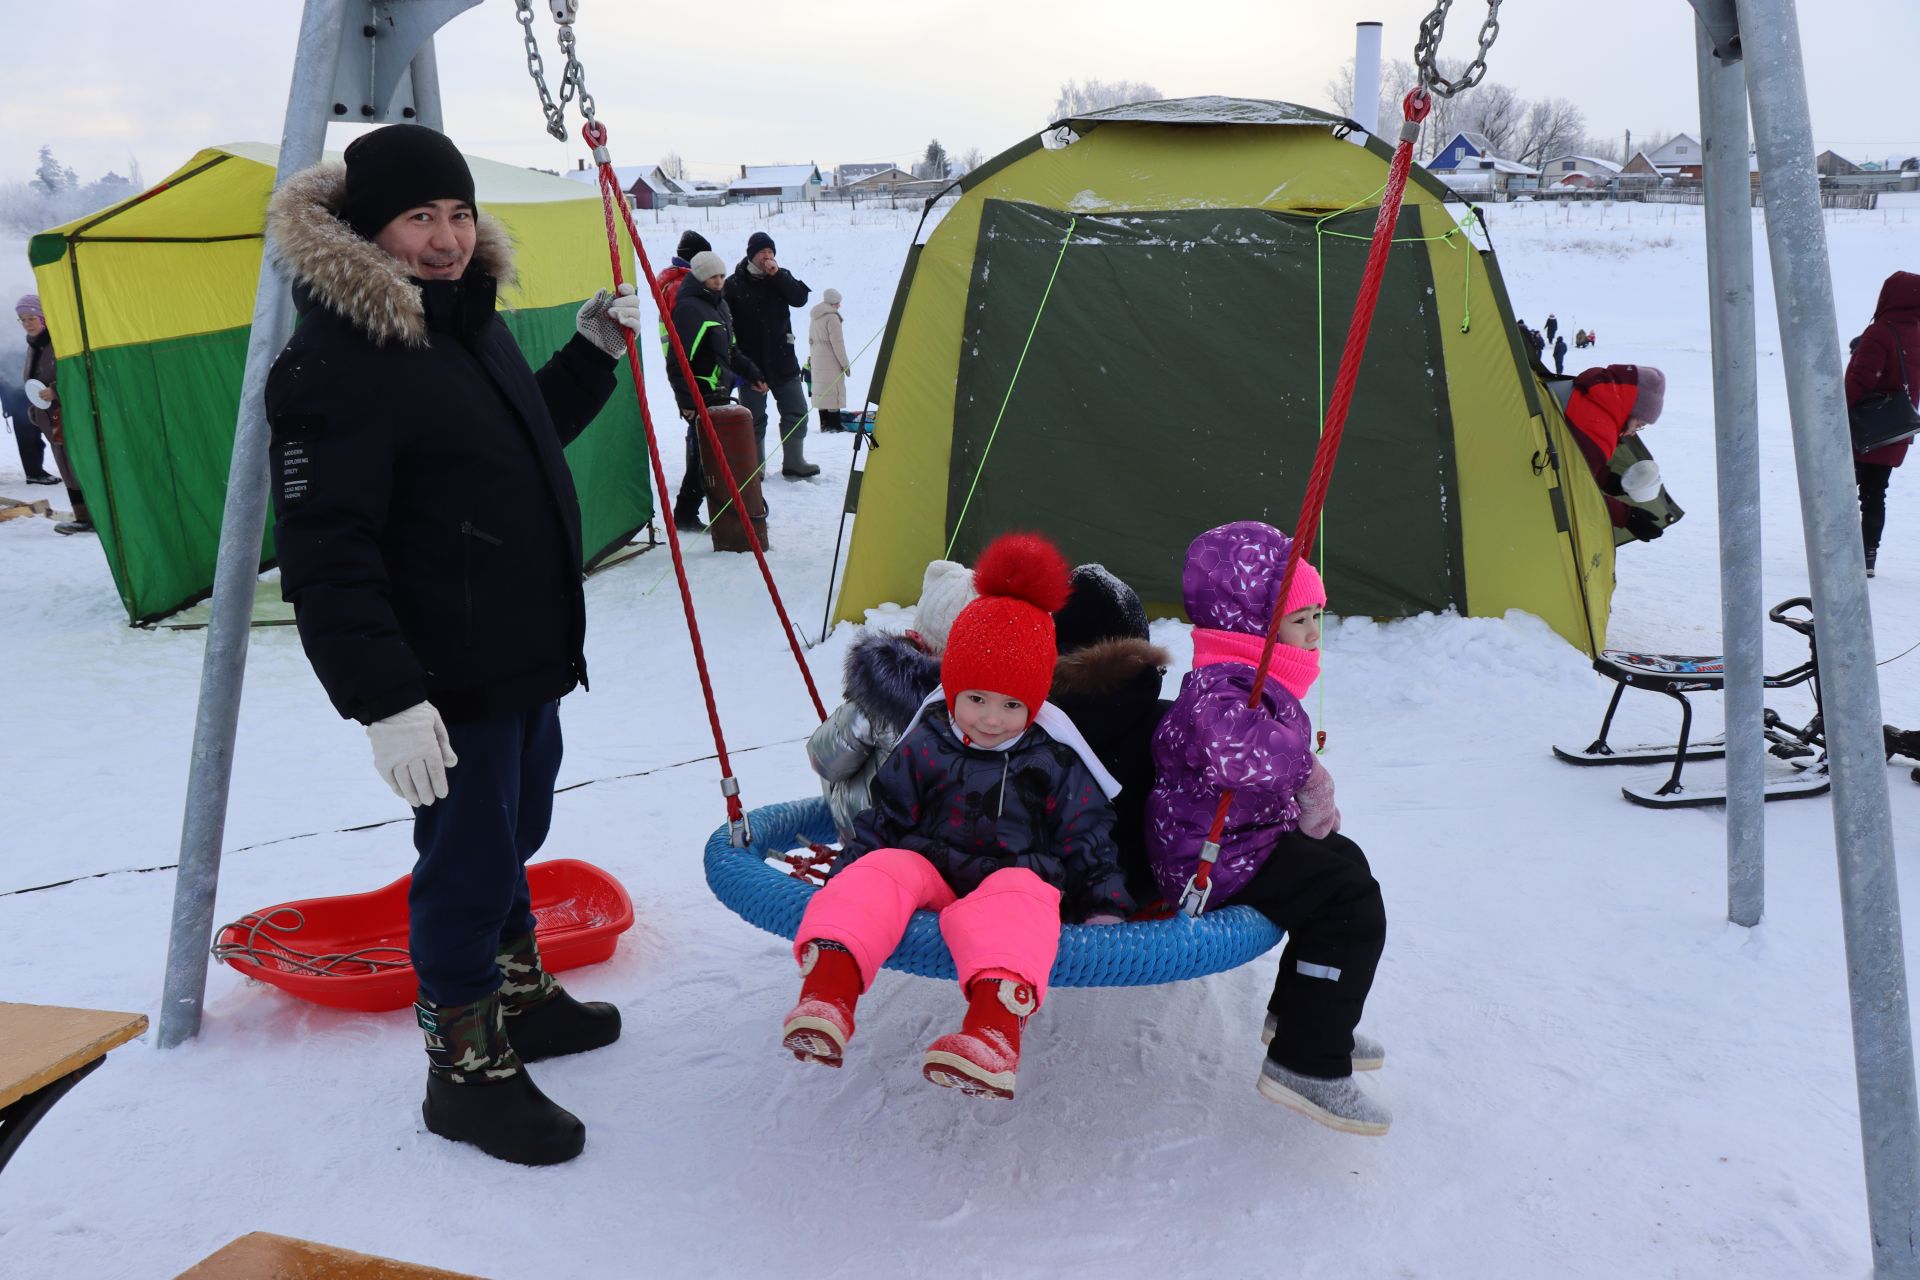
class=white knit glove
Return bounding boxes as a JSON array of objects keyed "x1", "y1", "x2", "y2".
[
  {"x1": 365, "y1": 702, "x2": 459, "y2": 807},
  {"x1": 575, "y1": 283, "x2": 643, "y2": 357}
]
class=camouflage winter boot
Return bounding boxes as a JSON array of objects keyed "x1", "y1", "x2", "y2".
[
  {"x1": 921, "y1": 976, "x2": 1036, "y2": 1100},
  {"x1": 496, "y1": 932, "x2": 622, "y2": 1062},
  {"x1": 417, "y1": 991, "x2": 585, "y2": 1166}
]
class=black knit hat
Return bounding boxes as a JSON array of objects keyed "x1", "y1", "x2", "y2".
[
  {"x1": 1054, "y1": 564, "x2": 1150, "y2": 654},
  {"x1": 338, "y1": 125, "x2": 476, "y2": 241},
  {"x1": 746, "y1": 230, "x2": 776, "y2": 257},
  {"x1": 676, "y1": 230, "x2": 712, "y2": 259}
]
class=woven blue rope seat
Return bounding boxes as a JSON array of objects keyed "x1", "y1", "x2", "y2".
[{"x1": 704, "y1": 796, "x2": 1285, "y2": 987}]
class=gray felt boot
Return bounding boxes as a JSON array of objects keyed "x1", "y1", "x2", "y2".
[{"x1": 1257, "y1": 1056, "x2": 1392, "y2": 1136}]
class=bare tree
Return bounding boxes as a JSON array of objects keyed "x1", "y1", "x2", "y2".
[
  {"x1": 1580, "y1": 135, "x2": 1625, "y2": 164},
  {"x1": 658, "y1": 151, "x2": 685, "y2": 181},
  {"x1": 1049, "y1": 78, "x2": 1163, "y2": 123},
  {"x1": 1460, "y1": 82, "x2": 1525, "y2": 158},
  {"x1": 1512, "y1": 98, "x2": 1588, "y2": 167},
  {"x1": 955, "y1": 147, "x2": 985, "y2": 176}
]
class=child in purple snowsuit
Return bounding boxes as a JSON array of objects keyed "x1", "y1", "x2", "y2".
[{"x1": 1147, "y1": 520, "x2": 1389, "y2": 1136}]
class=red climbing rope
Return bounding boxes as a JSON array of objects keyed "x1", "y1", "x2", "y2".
[
  {"x1": 579, "y1": 121, "x2": 829, "y2": 843},
  {"x1": 1180, "y1": 89, "x2": 1434, "y2": 915}
]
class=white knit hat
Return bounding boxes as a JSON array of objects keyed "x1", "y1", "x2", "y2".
[
  {"x1": 823, "y1": 287, "x2": 842, "y2": 306},
  {"x1": 688, "y1": 250, "x2": 728, "y2": 283},
  {"x1": 912, "y1": 559, "x2": 976, "y2": 654}
]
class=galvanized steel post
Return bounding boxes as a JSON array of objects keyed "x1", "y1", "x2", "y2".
[
  {"x1": 158, "y1": 0, "x2": 348, "y2": 1049},
  {"x1": 1693, "y1": 17, "x2": 1766, "y2": 927},
  {"x1": 1734, "y1": 0, "x2": 1920, "y2": 1269}
]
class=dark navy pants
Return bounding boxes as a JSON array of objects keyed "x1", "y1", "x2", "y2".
[{"x1": 408, "y1": 700, "x2": 562, "y2": 1006}]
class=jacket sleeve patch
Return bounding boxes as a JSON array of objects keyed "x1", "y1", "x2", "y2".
[{"x1": 274, "y1": 419, "x2": 321, "y2": 507}]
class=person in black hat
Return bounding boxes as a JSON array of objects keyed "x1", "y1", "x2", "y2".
[
  {"x1": 263, "y1": 124, "x2": 644, "y2": 1167},
  {"x1": 724, "y1": 230, "x2": 820, "y2": 478},
  {"x1": 661, "y1": 229, "x2": 716, "y2": 529}
]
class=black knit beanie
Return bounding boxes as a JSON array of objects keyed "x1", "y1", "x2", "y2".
[
  {"x1": 1054, "y1": 564, "x2": 1150, "y2": 654},
  {"x1": 676, "y1": 230, "x2": 712, "y2": 259},
  {"x1": 338, "y1": 125, "x2": 477, "y2": 241},
  {"x1": 746, "y1": 230, "x2": 776, "y2": 257}
]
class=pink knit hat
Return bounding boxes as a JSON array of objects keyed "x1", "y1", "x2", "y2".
[{"x1": 1281, "y1": 558, "x2": 1326, "y2": 616}]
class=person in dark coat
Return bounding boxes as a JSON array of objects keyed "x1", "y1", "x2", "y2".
[
  {"x1": 0, "y1": 336, "x2": 56, "y2": 486},
  {"x1": 264, "y1": 124, "x2": 641, "y2": 1167},
  {"x1": 1049, "y1": 563, "x2": 1172, "y2": 908},
  {"x1": 661, "y1": 229, "x2": 713, "y2": 530},
  {"x1": 667, "y1": 250, "x2": 765, "y2": 416},
  {"x1": 1544, "y1": 313, "x2": 1559, "y2": 343},
  {"x1": 15, "y1": 295, "x2": 90, "y2": 531},
  {"x1": 724, "y1": 231, "x2": 819, "y2": 478},
  {"x1": 1844, "y1": 269, "x2": 1920, "y2": 577},
  {"x1": 1553, "y1": 333, "x2": 1569, "y2": 376}
]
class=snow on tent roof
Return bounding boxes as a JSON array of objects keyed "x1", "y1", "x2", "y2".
[{"x1": 1053, "y1": 96, "x2": 1353, "y2": 134}]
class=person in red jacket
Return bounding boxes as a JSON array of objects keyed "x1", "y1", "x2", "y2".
[
  {"x1": 1564, "y1": 363, "x2": 1667, "y2": 541},
  {"x1": 1844, "y1": 270, "x2": 1919, "y2": 577}
]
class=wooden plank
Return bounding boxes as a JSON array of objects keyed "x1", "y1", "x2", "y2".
[
  {"x1": 177, "y1": 1232, "x2": 492, "y2": 1280},
  {"x1": 0, "y1": 1002, "x2": 148, "y2": 1112}
]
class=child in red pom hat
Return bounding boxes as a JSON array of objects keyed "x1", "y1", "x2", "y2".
[{"x1": 782, "y1": 531, "x2": 1133, "y2": 1099}]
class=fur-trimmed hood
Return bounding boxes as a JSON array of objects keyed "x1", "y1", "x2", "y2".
[
  {"x1": 1051, "y1": 637, "x2": 1171, "y2": 701},
  {"x1": 266, "y1": 162, "x2": 517, "y2": 348},
  {"x1": 843, "y1": 631, "x2": 942, "y2": 735}
]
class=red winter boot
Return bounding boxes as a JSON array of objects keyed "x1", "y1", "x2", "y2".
[
  {"x1": 782, "y1": 940, "x2": 863, "y2": 1067},
  {"x1": 922, "y1": 977, "x2": 1037, "y2": 1099}
]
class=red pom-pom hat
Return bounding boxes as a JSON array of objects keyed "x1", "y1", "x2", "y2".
[{"x1": 940, "y1": 532, "x2": 1071, "y2": 717}]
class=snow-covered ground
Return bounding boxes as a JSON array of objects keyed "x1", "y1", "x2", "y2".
[{"x1": 1, "y1": 199, "x2": 1916, "y2": 1279}]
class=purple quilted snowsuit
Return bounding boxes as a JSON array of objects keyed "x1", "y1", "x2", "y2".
[{"x1": 1146, "y1": 522, "x2": 1316, "y2": 905}]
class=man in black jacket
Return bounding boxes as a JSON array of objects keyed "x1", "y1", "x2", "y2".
[
  {"x1": 264, "y1": 125, "x2": 640, "y2": 1167},
  {"x1": 724, "y1": 231, "x2": 820, "y2": 478}
]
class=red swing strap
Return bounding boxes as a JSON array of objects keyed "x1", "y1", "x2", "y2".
[
  {"x1": 578, "y1": 121, "x2": 830, "y2": 845},
  {"x1": 1179, "y1": 89, "x2": 1434, "y2": 916}
]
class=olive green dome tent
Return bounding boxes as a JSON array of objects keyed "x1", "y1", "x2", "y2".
[
  {"x1": 28, "y1": 142, "x2": 651, "y2": 625},
  {"x1": 830, "y1": 97, "x2": 1616, "y2": 655}
]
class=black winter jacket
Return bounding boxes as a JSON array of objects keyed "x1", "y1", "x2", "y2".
[
  {"x1": 1050, "y1": 637, "x2": 1173, "y2": 908},
  {"x1": 723, "y1": 259, "x2": 809, "y2": 382},
  {"x1": 262, "y1": 163, "x2": 619, "y2": 726},
  {"x1": 667, "y1": 277, "x2": 764, "y2": 412},
  {"x1": 838, "y1": 707, "x2": 1135, "y2": 922}
]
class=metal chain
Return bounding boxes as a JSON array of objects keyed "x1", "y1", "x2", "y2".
[
  {"x1": 1412, "y1": 0, "x2": 1503, "y2": 98},
  {"x1": 557, "y1": 23, "x2": 596, "y2": 125},
  {"x1": 514, "y1": 0, "x2": 567, "y2": 141}
]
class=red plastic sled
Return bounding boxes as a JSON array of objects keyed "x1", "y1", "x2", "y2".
[{"x1": 214, "y1": 859, "x2": 634, "y2": 1013}]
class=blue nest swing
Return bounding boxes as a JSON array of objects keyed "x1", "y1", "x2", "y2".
[{"x1": 704, "y1": 796, "x2": 1285, "y2": 987}]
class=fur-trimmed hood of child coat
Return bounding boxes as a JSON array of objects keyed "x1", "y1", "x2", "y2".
[
  {"x1": 1051, "y1": 637, "x2": 1172, "y2": 907},
  {"x1": 807, "y1": 631, "x2": 944, "y2": 843},
  {"x1": 835, "y1": 706, "x2": 1135, "y2": 922}
]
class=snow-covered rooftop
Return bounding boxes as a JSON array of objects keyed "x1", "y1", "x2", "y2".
[{"x1": 731, "y1": 164, "x2": 819, "y2": 190}]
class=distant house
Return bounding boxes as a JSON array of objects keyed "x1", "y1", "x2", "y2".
[
  {"x1": 1428, "y1": 131, "x2": 1495, "y2": 171},
  {"x1": 844, "y1": 166, "x2": 918, "y2": 191},
  {"x1": 1817, "y1": 150, "x2": 1861, "y2": 177},
  {"x1": 563, "y1": 162, "x2": 687, "y2": 209},
  {"x1": 834, "y1": 162, "x2": 899, "y2": 187},
  {"x1": 1643, "y1": 134, "x2": 1703, "y2": 179},
  {"x1": 729, "y1": 163, "x2": 825, "y2": 203},
  {"x1": 1430, "y1": 153, "x2": 1540, "y2": 197},
  {"x1": 1538, "y1": 154, "x2": 1624, "y2": 186}
]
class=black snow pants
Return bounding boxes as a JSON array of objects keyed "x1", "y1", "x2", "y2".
[
  {"x1": 1226, "y1": 829, "x2": 1386, "y2": 1079},
  {"x1": 1856, "y1": 459, "x2": 1893, "y2": 555}
]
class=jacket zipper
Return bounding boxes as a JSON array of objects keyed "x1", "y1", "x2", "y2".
[
  {"x1": 459, "y1": 521, "x2": 502, "y2": 646},
  {"x1": 998, "y1": 754, "x2": 1010, "y2": 819}
]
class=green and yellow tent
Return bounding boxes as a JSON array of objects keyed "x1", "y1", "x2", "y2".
[
  {"x1": 29, "y1": 142, "x2": 650, "y2": 625},
  {"x1": 832, "y1": 98, "x2": 1615, "y2": 655}
]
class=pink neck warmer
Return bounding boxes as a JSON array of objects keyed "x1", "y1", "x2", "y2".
[{"x1": 1191, "y1": 627, "x2": 1321, "y2": 700}]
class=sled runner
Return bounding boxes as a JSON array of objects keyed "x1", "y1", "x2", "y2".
[{"x1": 1553, "y1": 597, "x2": 1833, "y2": 808}]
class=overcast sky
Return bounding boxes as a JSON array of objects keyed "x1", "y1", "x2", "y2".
[{"x1": 7, "y1": 0, "x2": 1918, "y2": 188}]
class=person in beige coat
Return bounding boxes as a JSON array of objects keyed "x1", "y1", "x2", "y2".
[{"x1": 808, "y1": 288, "x2": 852, "y2": 432}]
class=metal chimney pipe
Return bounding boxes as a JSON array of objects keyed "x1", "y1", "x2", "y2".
[{"x1": 1352, "y1": 21, "x2": 1384, "y2": 140}]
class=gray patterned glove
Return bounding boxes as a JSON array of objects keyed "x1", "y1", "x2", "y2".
[{"x1": 575, "y1": 283, "x2": 642, "y2": 357}]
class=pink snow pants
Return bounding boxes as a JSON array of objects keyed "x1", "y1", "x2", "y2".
[{"x1": 794, "y1": 848, "x2": 1063, "y2": 1005}]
